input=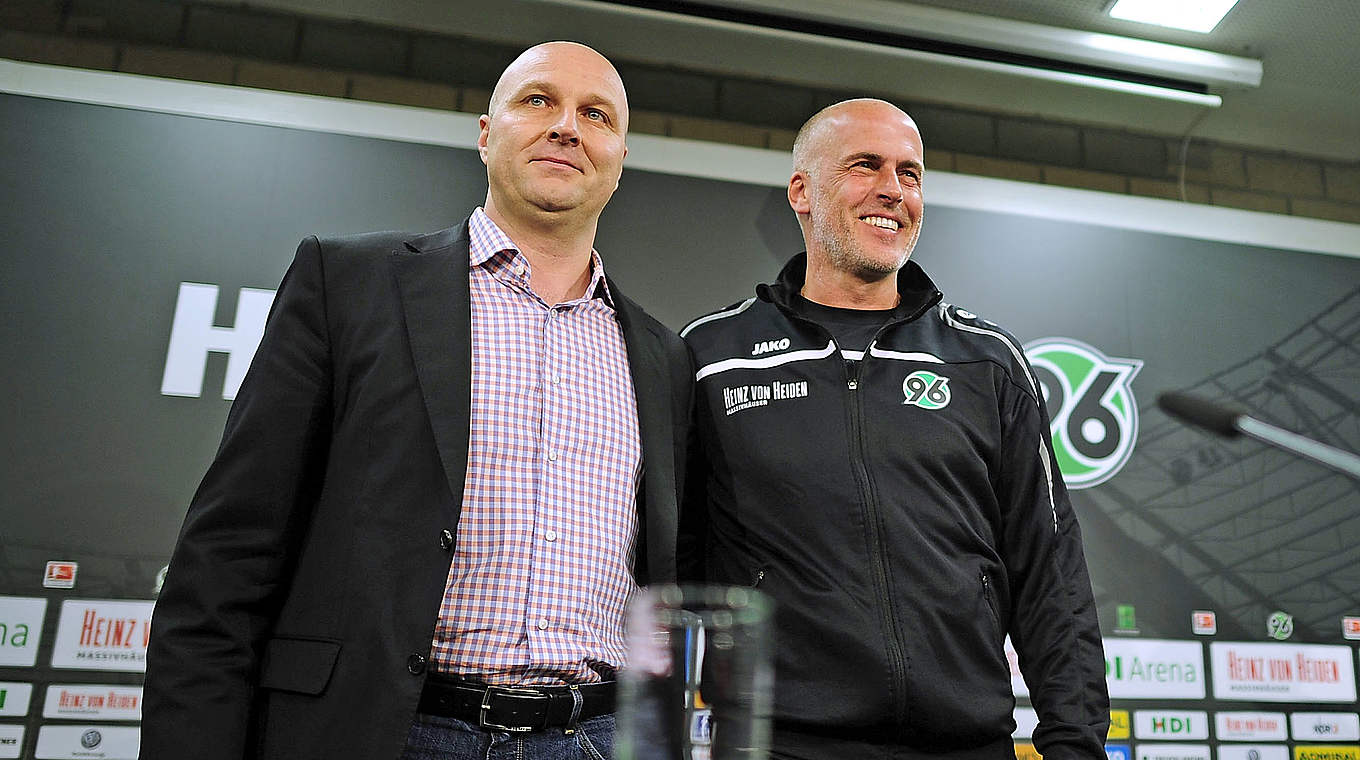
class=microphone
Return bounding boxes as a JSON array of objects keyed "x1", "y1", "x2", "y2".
[
  {"x1": 1157, "y1": 391, "x2": 1360, "y2": 480},
  {"x1": 1157, "y1": 391, "x2": 1243, "y2": 438}
]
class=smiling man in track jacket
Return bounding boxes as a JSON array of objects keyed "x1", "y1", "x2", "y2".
[{"x1": 681, "y1": 98, "x2": 1109, "y2": 760}]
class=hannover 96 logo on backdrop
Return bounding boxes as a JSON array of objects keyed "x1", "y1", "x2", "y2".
[{"x1": 1024, "y1": 338, "x2": 1143, "y2": 489}]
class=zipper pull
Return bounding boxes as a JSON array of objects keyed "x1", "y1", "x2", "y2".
[
  {"x1": 847, "y1": 378, "x2": 858, "y2": 390},
  {"x1": 753, "y1": 569, "x2": 765, "y2": 587}
]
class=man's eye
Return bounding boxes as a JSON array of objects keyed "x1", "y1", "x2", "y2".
[
  {"x1": 585, "y1": 109, "x2": 606, "y2": 122},
  {"x1": 527, "y1": 95, "x2": 547, "y2": 106}
]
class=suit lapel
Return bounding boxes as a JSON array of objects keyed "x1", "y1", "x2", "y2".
[
  {"x1": 390, "y1": 222, "x2": 473, "y2": 513},
  {"x1": 612, "y1": 283, "x2": 678, "y2": 584}
]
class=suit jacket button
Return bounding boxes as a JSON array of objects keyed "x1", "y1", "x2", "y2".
[
  {"x1": 407, "y1": 654, "x2": 426, "y2": 675},
  {"x1": 440, "y1": 529, "x2": 454, "y2": 550}
]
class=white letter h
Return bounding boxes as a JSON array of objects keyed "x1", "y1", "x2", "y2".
[{"x1": 161, "y1": 282, "x2": 275, "y2": 400}]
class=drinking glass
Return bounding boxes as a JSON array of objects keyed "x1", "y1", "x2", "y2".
[{"x1": 616, "y1": 584, "x2": 773, "y2": 760}]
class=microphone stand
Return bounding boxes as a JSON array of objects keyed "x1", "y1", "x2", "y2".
[{"x1": 1233, "y1": 416, "x2": 1360, "y2": 480}]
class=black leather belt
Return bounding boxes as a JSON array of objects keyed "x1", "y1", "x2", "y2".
[{"x1": 418, "y1": 675, "x2": 616, "y2": 733}]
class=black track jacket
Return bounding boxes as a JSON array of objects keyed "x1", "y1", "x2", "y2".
[{"x1": 681, "y1": 254, "x2": 1108, "y2": 759}]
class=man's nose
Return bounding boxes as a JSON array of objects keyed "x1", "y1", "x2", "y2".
[
  {"x1": 876, "y1": 169, "x2": 904, "y2": 203},
  {"x1": 548, "y1": 110, "x2": 581, "y2": 145}
]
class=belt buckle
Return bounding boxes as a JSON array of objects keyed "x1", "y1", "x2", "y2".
[{"x1": 479, "y1": 685, "x2": 546, "y2": 733}]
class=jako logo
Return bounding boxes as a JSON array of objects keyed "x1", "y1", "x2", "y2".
[
  {"x1": 751, "y1": 338, "x2": 790, "y2": 356},
  {"x1": 1024, "y1": 338, "x2": 1142, "y2": 488}
]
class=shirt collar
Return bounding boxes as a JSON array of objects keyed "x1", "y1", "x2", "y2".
[{"x1": 467, "y1": 207, "x2": 615, "y2": 307}]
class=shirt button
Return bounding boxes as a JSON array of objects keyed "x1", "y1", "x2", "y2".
[
  {"x1": 537, "y1": 618, "x2": 550, "y2": 631},
  {"x1": 544, "y1": 530, "x2": 558, "y2": 542},
  {"x1": 407, "y1": 653, "x2": 426, "y2": 675},
  {"x1": 513, "y1": 262, "x2": 526, "y2": 276},
  {"x1": 550, "y1": 373, "x2": 562, "y2": 385},
  {"x1": 547, "y1": 450, "x2": 557, "y2": 462},
  {"x1": 439, "y1": 529, "x2": 454, "y2": 551}
]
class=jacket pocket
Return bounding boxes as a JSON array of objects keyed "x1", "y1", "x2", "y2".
[
  {"x1": 257, "y1": 636, "x2": 342, "y2": 695},
  {"x1": 980, "y1": 572, "x2": 1005, "y2": 644},
  {"x1": 979, "y1": 571, "x2": 1011, "y2": 677}
]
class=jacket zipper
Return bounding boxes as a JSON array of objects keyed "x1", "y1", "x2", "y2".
[
  {"x1": 776, "y1": 294, "x2": 942, "y2": 724},
  {"x1": 752, "y1": 568, "x2": 766, "y2": 587},
  {"x1": 845, "y1": 322, "x2": 909, "y2": 723}
]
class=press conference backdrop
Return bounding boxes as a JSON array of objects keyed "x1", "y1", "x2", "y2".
[{"x1": 2, "y1": 68, "x2": 1359, "y2": 760}]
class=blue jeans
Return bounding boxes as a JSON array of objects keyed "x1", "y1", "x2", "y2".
[{"x1": 401, "y1": 713, "x2": 615, "y2": 760}]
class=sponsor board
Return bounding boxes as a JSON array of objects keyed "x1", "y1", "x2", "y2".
[
  {"x1": 0, "y1": 725, "x2": 24, "y2": 760},
  {"x1": 1342, "y1": 618, "x2": 1360, "y2": 641},
  {"x1": 1015, "y1": 743, "x2": 1043, "y2": 760},
  {"x1": 0, "y1": 682, "x2": 34, "y2": 717},
  {"x1": 1135, "y1": 711, "x2": 1209, "y2": 740},
  {"x1": 50, "y1": 599, "x2": 155, "y2": 673},
  {"x1": 1105, "y1": 639, "x2": 1206, "y2": 699},
  {"x1": 1291, "y1": 714, "x2": 1360, "y2": 742},
  {"x1": 43, "y1": 685, "x2": 143, "y2": 721},
  {"x1": 1216, "y1": 712, "x2": 1288, "y2": 741},
  {"x1": 1108, "y1": 745, "x2": 1132, "y2": 760},
  {"x1": 1294, "y1": 746, "x2": 1360, "y2": 760},
  {"x1": 1110, "y1": 710, "x2": 1132, "y2": 740},
  {"x1": 1217, "y1": 746, "x2": 1289, "y2": 760},
  {"x1": 43, "y1": 562, "x2": 78, "y2": 590},
  {"x1": 0, "y1": 596, "x2": 47, "y2": 667},
  {"x1": 35, "y1": 725, "x2": 140, "y2": 759},
  {"x1": 1014, "y1": 707, "x2": 1040, "y2": 739},
  {"x1": 1210, "y1": 642, "x2": 1357, "y2": 703},
  {"x1": 1136, "y1": 743, "x2": 1211, "y2": 760},
  {"x1": 1006, "y1": 637, "x2": 1030, "y2": 697}
]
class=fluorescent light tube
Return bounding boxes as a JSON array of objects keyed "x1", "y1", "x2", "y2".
[{"x1": 1108, "y1": 0, "x2": 1242, "y2": 34}]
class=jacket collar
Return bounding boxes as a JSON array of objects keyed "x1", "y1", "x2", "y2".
[{"x1": 758, "y1": 252, "x2": 942, "y2": 316}]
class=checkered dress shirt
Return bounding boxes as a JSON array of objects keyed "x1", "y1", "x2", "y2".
[{"x1": 429, "y1": 208, "x2": 643, "y2": 685}]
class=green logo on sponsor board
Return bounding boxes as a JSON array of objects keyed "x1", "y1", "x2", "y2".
[
  {"x1": 1117, "y1": 604, "x2": 1138, "y2": 632},
  {"x1": 1025, "y1": 338, "x2": 1142, "y2": 489},
  {"x1": 1267, "y1": 611, "x2": 1294, "y2": 641}
]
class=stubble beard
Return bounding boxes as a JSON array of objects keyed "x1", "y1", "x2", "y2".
[{"x1": 812, "y1": 203, "x2": 917, "y2": 280}]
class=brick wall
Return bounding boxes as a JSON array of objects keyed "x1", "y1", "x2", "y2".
[{"x1": 3, "y1": 0, "x2": 1359, "y2": 224}]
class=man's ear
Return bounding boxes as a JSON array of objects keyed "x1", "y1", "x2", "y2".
[
  {"x1": 477, "y1": 114, "x2": 491, "y2": 164},
  {"x1": 614, "y1": 145, "x2": 628, "y2": 191},
  {"x1": 788, "y1": 172, "x2": 811, "y2": 214}
]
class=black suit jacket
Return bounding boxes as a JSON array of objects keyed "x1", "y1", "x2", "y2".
[{"x1": 141, "y1": 219, "x2": 693, "y2": 759}]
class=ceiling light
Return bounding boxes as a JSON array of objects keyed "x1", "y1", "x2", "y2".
[{"x1": 1108, "y1": 0, "x2": 1242, "y2": 34}]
